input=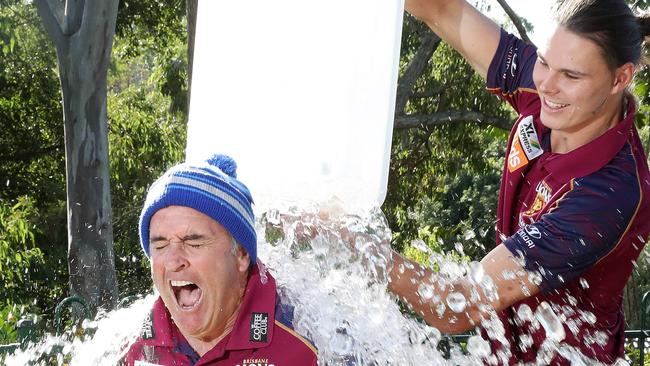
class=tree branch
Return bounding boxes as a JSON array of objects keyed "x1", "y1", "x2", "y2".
[
  {"x1": 394, "y1": 111, "x2": 513, "y2": 130},
  {"x1": 495, "y1": 0, "x2": 532, "y2": 44},
  {"x1": 410, "y1": 85, "x2": 445, "y2": 99},
  {"x1": 33, "y1": 0, "x2": 65, "y2": 50},
  {"x1": 395, "y1": 26, "x2": 441, "y2": 114}
]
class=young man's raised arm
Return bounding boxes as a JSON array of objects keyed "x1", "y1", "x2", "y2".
[{"x1": 405, "y1": 0, "x2": 501, "y2": 79}]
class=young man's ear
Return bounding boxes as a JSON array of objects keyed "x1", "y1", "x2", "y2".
[{"x1": 611, "y1": 62, "x2": 635, "y2": 94}]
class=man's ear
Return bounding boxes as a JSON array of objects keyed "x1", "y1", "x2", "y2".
[
  {"x1": 236, "y1": 245, "x2": 251, "y2": 273},
  {"x1": 611, "y1": 62, "x2": 635, "y2": 94}
]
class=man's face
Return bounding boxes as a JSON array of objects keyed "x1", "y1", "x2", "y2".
[
  {"x1": 149, "y1": 206, "x2": 250, "y2": 341},
  {"x1": 533, "y1": 25, "x2": 619, "y2": 138}
]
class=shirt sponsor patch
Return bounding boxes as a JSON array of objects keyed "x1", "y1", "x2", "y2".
[
  {"x1": 249, "y1": 312, "x2": 269, "y2": 342},
  {"x1": 141, "y1": 310, "x2": 155, "y2": 340},
  {"x1": 516, "y1": 115, "x2": 543, "y2": 161},
  {"x1": 508, "y1": 131, "x2": 529, "y2": 172},
  {"x1": 517, "y1": 224, "x2": 541, "y2": 249}
]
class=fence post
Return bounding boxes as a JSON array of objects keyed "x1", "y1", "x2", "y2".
[
  {"x1": 16, "y1": 319, "x2": 37, "y2": 347},
  {"x1": 640, "y1": 291, "x2": 650, "y2": 365}
]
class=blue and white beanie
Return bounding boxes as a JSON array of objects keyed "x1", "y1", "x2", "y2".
[{"x1": 138, "y1": 154, "x2": 257, "y2": 263}]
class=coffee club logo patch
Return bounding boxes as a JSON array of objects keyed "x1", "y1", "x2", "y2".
[{"x1": 249, "y1": 312, "x2": 269, "y2": 342}]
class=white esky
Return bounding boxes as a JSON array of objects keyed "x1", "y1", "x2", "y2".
[{"x1": 486, "y1": 0, "x2": 556, "y2": 46}]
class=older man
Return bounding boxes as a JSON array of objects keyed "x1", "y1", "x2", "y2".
[{"x1": 123, "y1": 155, "x2": 317, "y2": 366}]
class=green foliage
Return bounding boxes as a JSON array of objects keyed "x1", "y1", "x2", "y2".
[
  {"x1": 108, "y1": 82, "x2": 187, "y2": 297},
  {"x1": 384, "y1": 39, "x2": 512, "y2": 257},
  {"x1": 0, "y1": 197, "x2": 44, "y2": 304},
  {"x1": 113, "y1": 0, "x2": 188, "y2": 114},
  {"x1": 0, "y1": 303, "x2": 38, "y2": 344},
  {"x1": 108, "y1": 26, "x2": 188, "y2": 297},
  {"x1": 0, "y1": 3, "x2": 64, "y2": 204}
]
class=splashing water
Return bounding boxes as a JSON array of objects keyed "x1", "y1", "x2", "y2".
[
  {"x1": 446, "y1": 292, "x2": 468, "y2": 313},
  {"x1": 5, "y1": 295, "x2": 156, "y2": 366},
  {"x1": 535, "y1": 301, "x2": 566, "y2": 343},
  {"x1": 2, "y1": 207, "x2": 631, "y2": 365}
]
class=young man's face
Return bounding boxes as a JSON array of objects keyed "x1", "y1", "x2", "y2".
[
  {"x1": 533, "y1": 25, "x2": 621, "y2": 141},
  {"x1": 149, "y1": 206, "x2": 249, "y2": 342}
]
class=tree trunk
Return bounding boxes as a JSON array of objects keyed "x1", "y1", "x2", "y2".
[{"x1": 34, "y1": 0, "x2": 119, "y2": 313}]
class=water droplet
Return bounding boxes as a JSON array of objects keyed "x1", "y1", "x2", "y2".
[
  {"x1": 481, "y1": 276, "x2": 499, "y2": 303},
  {"x1": 535, "y1": 302, "x2": 565, "y2": 342},
  {"x1": 464, "y1": 230, "x2": 476, "y2": 240},
  {"x1": 612, "y1": 358, "x2": 630, "y2": 366},
  {"x1": 581, "y1": 311, "x2": 596, "y2": 325},
  {"x1": 519, "y1": 334, "x2": 533, "y2": 351},
  {"x1": 411, "y1": 239, "x2": 430, "y2": 253},
  {"x1": 528, "y1": 271, "x2": 542, "y2": 285},
  {"x1": 417, "y1": 283, "x2": 435, "y2": 300},
  {"x1": 440, "y1": 261, "x2": 464, "y2": 278},
  {"x1": 266, "y1": 209, "x2": 281, "y2": 225},
  {"x1": 436, "y1": 303, "x2": 446, "y2": 318},
  {"x1": 469, "y1": 261, "x2": 484, "y2": 283},
  {"x1": 467, "y1": 335, "x2": 490, "y2": 358},
  {"x1": 425, "y1": 326, "x2": 441, "y2": 346},
  {"x1": 446, "y1": 292, "x2": 467, "y2": 313},
  {"x1": 257, "y1": 261, "x2": 268, "y2": 284},
  {"x1": 454, "y1": 242, "x2": 464, "y2": 255},
  {"x1": 501, "y1": 269, "x2": 516, "y2": 280},
  {"x1": 593, "y1": 330, "x2": 608, "y2": 346},
  {"x1": 561, "y1": 305, "x2": 575, "y2": 318},
  {"x1": 579, "y1": 278, "x2": 589, "y2": 289},
  {"x1": 566, "y1": 319, "x2": 580, "y2": 336},
  {"x1": 516, "y1": 304, "x2": 534, "y2": 324}
]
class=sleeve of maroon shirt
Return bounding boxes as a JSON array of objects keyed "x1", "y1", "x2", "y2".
[
  {"x1": 485, "y1": 29, "x2": 538, "y2": 114},
  {"x1": 502, "y1": 160, "x2": 642, "y2": 293}
]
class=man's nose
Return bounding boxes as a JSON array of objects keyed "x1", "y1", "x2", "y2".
[
  {"x1": 163, "y1": 242, "x2": 189, "y2": 272},
  {"x1": 538, "y1": 71, "x2": 560, "y2": 95}
]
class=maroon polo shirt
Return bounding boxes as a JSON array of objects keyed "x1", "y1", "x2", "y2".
[
  {"x1": 483, "y1": 30, "x2": 650, "y2": 365},
  {"x1": 122, "y1": 264, "x2": 318, "y2": 366}
]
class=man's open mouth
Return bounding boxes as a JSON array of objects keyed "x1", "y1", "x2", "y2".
[{"x1": 171, "y1": 280, "x2": 203, "y2": 310}]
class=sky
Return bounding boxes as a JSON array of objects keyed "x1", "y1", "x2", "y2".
[{"x1": 486, "y1": 0, "x2": 555, "y2": 46}]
